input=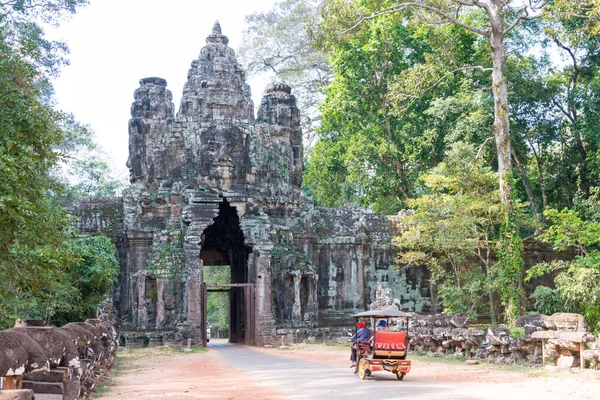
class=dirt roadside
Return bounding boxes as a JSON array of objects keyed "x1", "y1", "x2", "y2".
[{"x1": 95, "y1": 347, "x2": 285, "y2": 400}]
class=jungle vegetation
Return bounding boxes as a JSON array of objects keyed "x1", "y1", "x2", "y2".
[
  {"x1": 242, "y1": 0, "x2": 600, "y2": 330},
  {"x1": 0, "y1": 0, "x2": 122, "y2": 328}
]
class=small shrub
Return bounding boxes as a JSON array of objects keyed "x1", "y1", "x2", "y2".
[
  {"x1": 510, "y1": 327, "x2": 525, "y2": 338},
  {"x1": 531, "y1": 286, "x2": 560, "y2": 316}
]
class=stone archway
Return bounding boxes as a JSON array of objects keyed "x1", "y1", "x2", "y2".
[{"x1": 199, "y1": 199, "x2": 253, "y2": 344}]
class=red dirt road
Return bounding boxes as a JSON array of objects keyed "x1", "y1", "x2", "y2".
[
  {"x1": 97, "y1": 347, "x2": 284, "y2": 399},
  {"x1": 98, "y1": 340, "x2": 600, "y2": 400}
]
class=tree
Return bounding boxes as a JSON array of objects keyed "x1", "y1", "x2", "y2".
[
  {"x1": 53, "y1": 116, "x2": 127, "y2": 202},
  {"x1": 0, "y1": 0, "x2": 120, "y2": 328},
  {"x1": 395, "y1": 143, "x2": 506, "y2": 320},
  {"x1": 51, "y1": 236, "x2": 119, "y2": 326},
  {"x1": 239, "y1": 0, "x2": 330, "y2": 146},
  {"x1": 321, "y1": 0, "x2": 551, "y2": 207},
  {"x1": 305, "y1": 14, "x2": 433, "y2": 211},
  {"x1": 526, "y1": 207, "x2": 600, "y2": 333},
  {"x1": 305, "y1": 14, "x2": 489, "y2": 212},
  {"x1": 204, "y1": 266, "x2": 231, "y2": 337},
  {"x1": 317, "y1": 0, "x2": 560, "y2": 321},
  {"x1": 541, "y1": 4, "x2": 600, "y2": 200}
]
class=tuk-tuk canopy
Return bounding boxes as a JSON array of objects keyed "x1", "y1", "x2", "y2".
[{"x1": 352, "y1": 309, "x2": 413, "y2": 319}]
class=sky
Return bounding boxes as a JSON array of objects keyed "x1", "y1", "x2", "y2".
[{"x1": 48, "y1": 0, "x2": 278, "y2": 176}]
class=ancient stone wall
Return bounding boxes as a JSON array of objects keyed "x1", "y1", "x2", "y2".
[{"x1": 67, "y1": 22, "x2": 577, "y2": 348}]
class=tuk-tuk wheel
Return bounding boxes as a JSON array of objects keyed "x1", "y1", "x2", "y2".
[
  {"x1": 358, "y1": 359, "x2": 368, "y2": 380},
  {"x1": 396, "y1": 371, "x2": 405, "y2": 380}
]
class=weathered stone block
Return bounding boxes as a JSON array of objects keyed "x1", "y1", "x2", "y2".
[
  {"x1": 20, "y1": 381, "x2": 63, "y2": 395},
  {"x1": 23, "y1": 369, "x2": 66, "y2": 382},
  {"x1": 0, "y1": 389, "x2": 35, "y2": 400},
  {"x1": 62, "y1": 378, "x2": 80, "y2": 400}
]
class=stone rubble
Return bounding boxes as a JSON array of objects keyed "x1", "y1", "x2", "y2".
[{"x1": 408, "y1": 312, "x2": 596, "y2": 368}]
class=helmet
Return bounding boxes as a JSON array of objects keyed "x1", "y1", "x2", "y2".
[{"x1": 377, "y1": 320, "x2": 387, "y2": 327}]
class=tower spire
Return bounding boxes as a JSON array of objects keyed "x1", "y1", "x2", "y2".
[
  {"x1": 206, "y1": 20, "x2": 229, "y2": 45},
  {"x1": 212, "y1": 20, "x2": 222, "y2": 34}
]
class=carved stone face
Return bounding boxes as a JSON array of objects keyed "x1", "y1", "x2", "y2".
[{"x1": 199, "y1": 126, "x2": 248, "y2": 181}]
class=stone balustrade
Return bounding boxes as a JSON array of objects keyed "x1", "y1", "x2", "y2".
[
  {"x1": 407, "y1": 312, "x2": 597, "y2": 368},
  {"x1": 0, "y1": 319, "x2": 118, "y2": 400}
]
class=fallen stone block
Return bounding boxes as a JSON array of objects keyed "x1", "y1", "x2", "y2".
[
  {"x1": 34, "y1": 395, "x2": 62, "y2": 400},
  {"x1": 0, "y1": 389, "x2": 35, "y2": 400},
  {"x1": 62, "y1": 378, "x2": 80, "y2": 400},
  {"x1": 23, "y1": 369, "x2": 67, "y2": 383},
  {"x1": 21, "y1": 381, "x2": 63, "y2": 396}
]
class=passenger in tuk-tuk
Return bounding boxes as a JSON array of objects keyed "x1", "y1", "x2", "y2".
[
  {"x1": 377, "y1": 320, "x2": 389, "y2": 330},
  {"x1": 348, "y1": 320, "x2": 372, "y2": 367}
]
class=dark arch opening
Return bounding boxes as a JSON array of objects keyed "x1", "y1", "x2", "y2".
[{"x1": 200, "y1": 199, "x2": 251, "y2": 343}]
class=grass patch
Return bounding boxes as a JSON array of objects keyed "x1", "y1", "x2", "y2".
[{"x1": 92, "y1": 357, "x2": 121, "y2": 398}]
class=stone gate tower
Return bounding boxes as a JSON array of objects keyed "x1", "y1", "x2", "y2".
[{"x1": 74, "y1": 23, "x2": 433, "y2": 346}]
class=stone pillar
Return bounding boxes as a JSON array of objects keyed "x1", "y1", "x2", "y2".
[
  {"x1": 306, "y1": 274, "x2": 318, "y2": 322},
  {"x1": 291, "y1": 272, "x2": 301, "y2": 323},
  {"x1": 156, "y1": 278, "x2": 165, "y2": 328},
  {"x1": 184, "y1": 245, "x2": 202, "y2": 340},
  {"x1": 254, "y1": 243, "x2": 275, "y2": 345},
  {"x1": 129, "y1": 275, "x2": 137, "y2": 326},
  {"x1": 136, "y1": 273, "x2": 147, "y2": 329}
]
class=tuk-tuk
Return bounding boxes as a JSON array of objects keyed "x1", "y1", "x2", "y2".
[{"x1": 351, "y1": 309, "x2": 413, "y2": 380}]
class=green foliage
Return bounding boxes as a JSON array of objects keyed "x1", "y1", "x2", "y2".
[
  {"x1": 434, "y1": 268, "x2": 490, "y2": 319},
  {"x1": 52, "y1": 236, "x2": 119, "y2": 325},
  {"x1": 530, "y1": 286, "x2": 561, "y2": 316},
  {"x1": 539, "y1": 208, "x2": 600, "y2": 253},
  {"x1": 394, "y1": 143, "x2": 503, "y2": 319},
  {"x1": 0, "y1": 0, "x2": 120, "y2": 329},
  {"x1": 494, "y1": 208, "x2": 526, "y2": 326},
  {"x1": 554, "y1": 257, "x2": 600, "y2": 333},
  {"x1": 527, "y1": 207, "x2": 600, "y2": 333},
  {"x1": 0, "y1": 235, "x2": 119, "y2": 328},
  {"x1": 510, "y1": 327, "x2": 525, "y2": 339},
  {"x1": 306, "y1": 13, "x2": 488, "y2": 212},
  {"x1": 204, "y1": 266, "x2": 230, "y2": 334},
  {"x1": 0, "y1": 27, "x2": 74, "y2": 327}
]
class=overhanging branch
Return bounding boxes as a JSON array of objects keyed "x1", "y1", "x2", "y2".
[{"x1": 340, "y1": 2, "x2": 489, "y2": 38}]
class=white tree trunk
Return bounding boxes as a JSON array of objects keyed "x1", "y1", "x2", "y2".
[{"x1": 489, "y1": 2, "x2": 512, "y2": 207}]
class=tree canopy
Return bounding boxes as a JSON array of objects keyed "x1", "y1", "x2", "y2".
[{"x1": 0, "y1": 0, "x2": 121, "y2": 328}]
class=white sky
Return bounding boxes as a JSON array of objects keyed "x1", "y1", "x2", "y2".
[{"x1": 49, "y1": 0, "x2": 278, "y2": 176}]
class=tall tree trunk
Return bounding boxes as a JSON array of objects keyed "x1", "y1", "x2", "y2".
[
  {"x1": 529, "y1": 144, "x2": 548, "y2": 213},
  {"x1": 511, "y1": 147, "x2": 539, "y2": 219},
  {"x1": 489, "y1": 4, "x2": 512, "y2": 207}
]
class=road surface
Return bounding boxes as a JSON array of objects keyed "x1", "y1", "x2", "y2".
[
  {"x1": 99, "y1": 340, "x2": 599, "y2": 399},
  {"x1": 211, "y1": 341, "x2": 479, "y2": 399}
]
